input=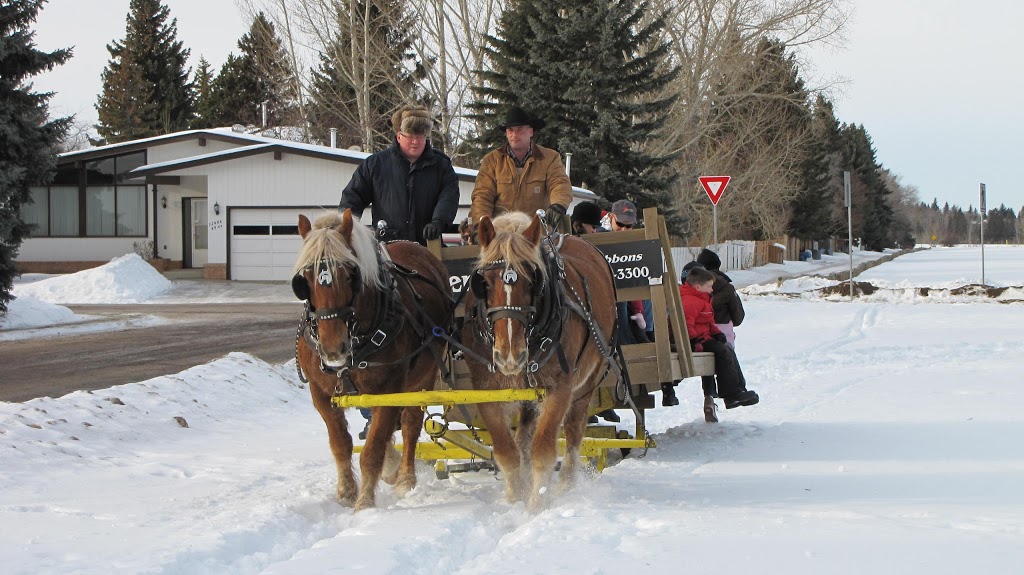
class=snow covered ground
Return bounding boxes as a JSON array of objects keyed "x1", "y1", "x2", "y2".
[{"x1": 2, "y1": 245, "x2": 1023, "y2": 574}]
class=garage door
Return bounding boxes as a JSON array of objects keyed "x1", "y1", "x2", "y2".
[{"x1": 230, "y1": 209, "x2": 322, "y2": 281}]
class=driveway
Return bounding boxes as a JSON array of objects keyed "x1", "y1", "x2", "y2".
[{"x1": 0, "y1": 302, "x2": 302, "y2": 402}]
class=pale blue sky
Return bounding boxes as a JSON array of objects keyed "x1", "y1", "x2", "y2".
[
  {"x1": 32, "y1": 0, "x2": 1023, "y2": 213},
  {"x1": 804, "y1": 0, "x2": 1024, "y2": 213}
]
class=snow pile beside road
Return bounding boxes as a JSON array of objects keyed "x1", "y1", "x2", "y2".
[
  {"x1": 0, "y1": 295, "x2": 79, "y2": 331},
  {"x1": 14, "y1": 253, "x2": 172, "y2": 304}
]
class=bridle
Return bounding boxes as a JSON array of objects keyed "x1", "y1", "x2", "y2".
[{"x1": 467, "y1": 253, "x2": 567, "y2": 377}]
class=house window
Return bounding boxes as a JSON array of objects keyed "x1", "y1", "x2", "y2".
[{"x1": 24, "y1": 151, "x2": 147, "y2": 238}]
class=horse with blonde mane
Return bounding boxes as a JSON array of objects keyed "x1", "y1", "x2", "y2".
[
  {"x1": 292, "y1": 209, "x2": 452, "y2": 510},
  {"x1": 462, "y1": 211, "x2": 617, "y2": 511}
]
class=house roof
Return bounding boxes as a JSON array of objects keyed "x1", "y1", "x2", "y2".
[{"x1": 61, "y1": 127, "x2": 597, "y2": 198}]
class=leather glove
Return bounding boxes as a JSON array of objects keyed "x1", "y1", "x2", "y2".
[
  {"x1": 713, "y1": 332, "x2": 728, "y2": 344},
  {"x1": 630, "y1": 313, "x2": 647, "y2": 331},
  {"x1": 545, "y1": 203, "x2": 567, "y2": 228},
  {"x1": 422, "y1": 219, "x2": 444, "y2": 241}
]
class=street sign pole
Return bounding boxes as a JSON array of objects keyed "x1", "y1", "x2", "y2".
[
  {"x1": 844, "y1": 171, "x2": 853, "y2": 301},
  {"x1": 980, "y1": 183, "x2": 986, "y2": 285},
  {"x1": 713, "y1": 203, "x2": 718, "y2": 246}
]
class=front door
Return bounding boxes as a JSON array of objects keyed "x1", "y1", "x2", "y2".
[{"x1": 190, "y1": 199, "x2": 208, "y2": 268}]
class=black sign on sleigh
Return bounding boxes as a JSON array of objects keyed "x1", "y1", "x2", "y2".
[{"x1": 595, "y1": 239, "x2": 664, "y2": 289}]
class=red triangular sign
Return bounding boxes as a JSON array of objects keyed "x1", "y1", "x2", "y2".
[{"x1": 699, "y1": 176, "x2": 731, "y2": 206}]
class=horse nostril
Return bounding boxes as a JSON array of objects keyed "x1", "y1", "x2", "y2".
[
  {"x1": 338, "y1": 341, "x2": 349, "y2": 355},
  {"x1": 516, "y1": 351, "x2": 528, "y2": 367}
]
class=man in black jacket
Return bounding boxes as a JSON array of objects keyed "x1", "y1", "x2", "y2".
[{"x1": 339, "y1": 107, "x2": 460, "y2": 245}]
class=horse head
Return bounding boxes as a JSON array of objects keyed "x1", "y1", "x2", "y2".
[
  {"x1": 471, "y1": 212, "x2": 548, "y2": 375},
  {"x1": 292, "y1": 209, "x2": 383, "y2": 368}
]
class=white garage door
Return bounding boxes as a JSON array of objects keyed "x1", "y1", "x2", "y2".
[{"x1": 230, "y1": 209, "x2": 322, "y2": 281}]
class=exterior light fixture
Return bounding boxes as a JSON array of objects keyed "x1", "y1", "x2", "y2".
[
  {"x1": 213, "y1": 202, "x2": 220, "y2": 215},
  {"x1": 161, "y1": 196, "x2": 167, "y2": 209}
]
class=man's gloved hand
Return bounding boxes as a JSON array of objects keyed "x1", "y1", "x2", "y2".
[
  {"x1": 630, "y1": 313, "x2": 647, "y2": 331},
  {"x1": 713, "y1": 332, "x2": 728, "y2": 344},
  {"x1": 545, "y1": 204, "x2": 567, "y2": 228},
  {"x1": 422, "y1": 219, "x2": 444, "y2": 241}
]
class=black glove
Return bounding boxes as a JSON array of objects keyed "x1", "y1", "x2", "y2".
[
  {"x1": 713, "y1": 332, "x2": 728, "y2": 344},
  {"x1": 545, "y1": 204, "x2": 567, "y2": 228},
  {"x1": 422, "y1": 219, "x2": 444, "y2": 241},
  {"x1": 689, "y1": 337, "x2": 702, "y2": 351}
]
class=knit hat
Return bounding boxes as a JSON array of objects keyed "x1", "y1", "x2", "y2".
[
  {"x1": 571, "y1": 201, "x2": 603, "y2": 227},
  {"x1": 391, "y1": 107, "x2": 432, "y2": 136},
  {"x1": 681, "y1": 260, "x2": 705, "y2": 281},
  {"x1": 696, "y1": 248, "x2": 721, "y2": 270}
]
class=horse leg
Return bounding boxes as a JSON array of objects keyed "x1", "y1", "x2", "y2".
[
  {"x1": 515, "y1": 402, "x2": 537, "y2": 470},
  {"x1": 527, "y1": 386, "x2": 573, "y2": 512},
  {"x1": 390, "y1": 406, "x2": 424, "y2": 497},
  {"x1": 558, "y1": 394, "x2": 593, "y2": 495},
  {"x1": 308, "y1": 379, "x2": 358, "y2": 507},
  {"x1": 478, "y1": 402, "x2": 526, "y2": 503},
  {"x1": 355, "y1": 405, "x2": 401, "y2": 511}
]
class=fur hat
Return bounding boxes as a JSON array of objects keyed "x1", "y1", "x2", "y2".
[
  {"x1": 391, "y1": 107, "x2": 433, "y2": 136},
  {"x1": 696, "y1": 248, "x2": 721, "y2": 270}
]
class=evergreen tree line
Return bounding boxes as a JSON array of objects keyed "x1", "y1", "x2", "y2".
[{"x1": 904, "y1": 201, "x2": 1022, "y2": 246}]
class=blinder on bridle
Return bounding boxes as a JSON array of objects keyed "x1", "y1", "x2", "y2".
[
  {"x1": 292, "y1": 260, "x2": 362, "y2": 303},
  {"x1": 470, "y1": 260, "x2": 546, "y2": 333}
]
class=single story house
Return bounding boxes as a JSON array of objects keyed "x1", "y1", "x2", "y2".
[{"x1": 19, "y1": 128, "x2": 595, "y2": 281}]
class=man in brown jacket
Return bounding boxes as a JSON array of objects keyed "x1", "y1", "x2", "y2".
[{"x1": 469, "y1": 107, "x2": 573, "y2": 230}]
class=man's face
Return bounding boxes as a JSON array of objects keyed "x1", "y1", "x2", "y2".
[
  {"x1": 610, "y1": 214, "x2": 633, "y2": 231},
  {"x1": 397, "y1": 132, "x2": 426, "y2": 161},
  {"x1": 505, "y1": 125, "x2": 533, "y2": 152}
]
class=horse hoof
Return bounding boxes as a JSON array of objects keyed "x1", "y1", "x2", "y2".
[{"x1": 393, "y1": 476, "x2": 416, "y2": 497}]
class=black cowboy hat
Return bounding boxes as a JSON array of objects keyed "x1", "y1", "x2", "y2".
[{"x1": 498, "y1": 107, "x2": 546, "y2": 131}]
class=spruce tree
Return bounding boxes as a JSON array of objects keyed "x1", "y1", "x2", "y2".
[
  {"x1": 472, "y1": 1, "x2": 680, "y2": 229},
  {"x1": 207, "y1": 12, "x2": 296, "y2": 128},
  {"x1": 790, "y1": 94, "x2": 841, "y2": 240},
  {"x1": 1, "y1": 0, "x2": 71, "y2": 313},
  {"x1": 191, "y1": 56, "x2": 216, "y2": 129},
  {"x1": 96, "y1": 0, "x2": 193, "y2": 142},
  {"x1": 838, "y1": 124, "x2": 894, "y2": 251}
]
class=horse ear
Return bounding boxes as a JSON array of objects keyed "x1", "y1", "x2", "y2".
[
  {"x1": 524, "y1": 214, "x2": 542, "y2": 247},
  {"x1": 298, "y1": 214, "x2": 312, "y2": 238},
  {"x1": 478, "y1": 216, "x2": 496, "y2": 248},
  {"x1": 339, "y1": 208, "x2": 355, "y2": 242}
]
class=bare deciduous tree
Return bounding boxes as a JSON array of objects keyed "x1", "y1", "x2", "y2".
[
  {"x1": 647, "y1": 0, "x2": 850, "y2": 242},
  {"x1": 405, "y1": 0, "x2": 503, "y2": 159},
  {"x1": 239, "y1": 0, "x2": 423, "y2": 149}
]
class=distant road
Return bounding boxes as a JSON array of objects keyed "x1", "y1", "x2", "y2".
[{"x1": 0, "y1": 303, "x2": 302, "y2": 402}]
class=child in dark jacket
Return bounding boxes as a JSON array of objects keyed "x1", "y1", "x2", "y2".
[{"x1": 680, "y1": 267, "x2": 759, "y2": 413}]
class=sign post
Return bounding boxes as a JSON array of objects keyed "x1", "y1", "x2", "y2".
[
  {"x1": 844, "y1": 171, "x2": 853, "y2": 301},
  {"x1": 699, "y1": 176, "x2": 730, "y2": 245},
  {"x1": 980, "y1": 183, "x2": 986, "y2": 285}
]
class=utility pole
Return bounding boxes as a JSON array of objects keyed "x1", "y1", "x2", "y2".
[
  {"x1": 844, "y1": 171, "x2": 853, "y2": 301},
  {"x1": 980, "y1": 183, "x2": 987, "y2": 285}
]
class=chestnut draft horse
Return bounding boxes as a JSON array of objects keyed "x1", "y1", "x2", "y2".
[
  {"x1": 463, "y1": 212, "x2": 618, "y2": 511},
  {"x1": 292, "y1": 210, "x2": 452, "y2": 510}
]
